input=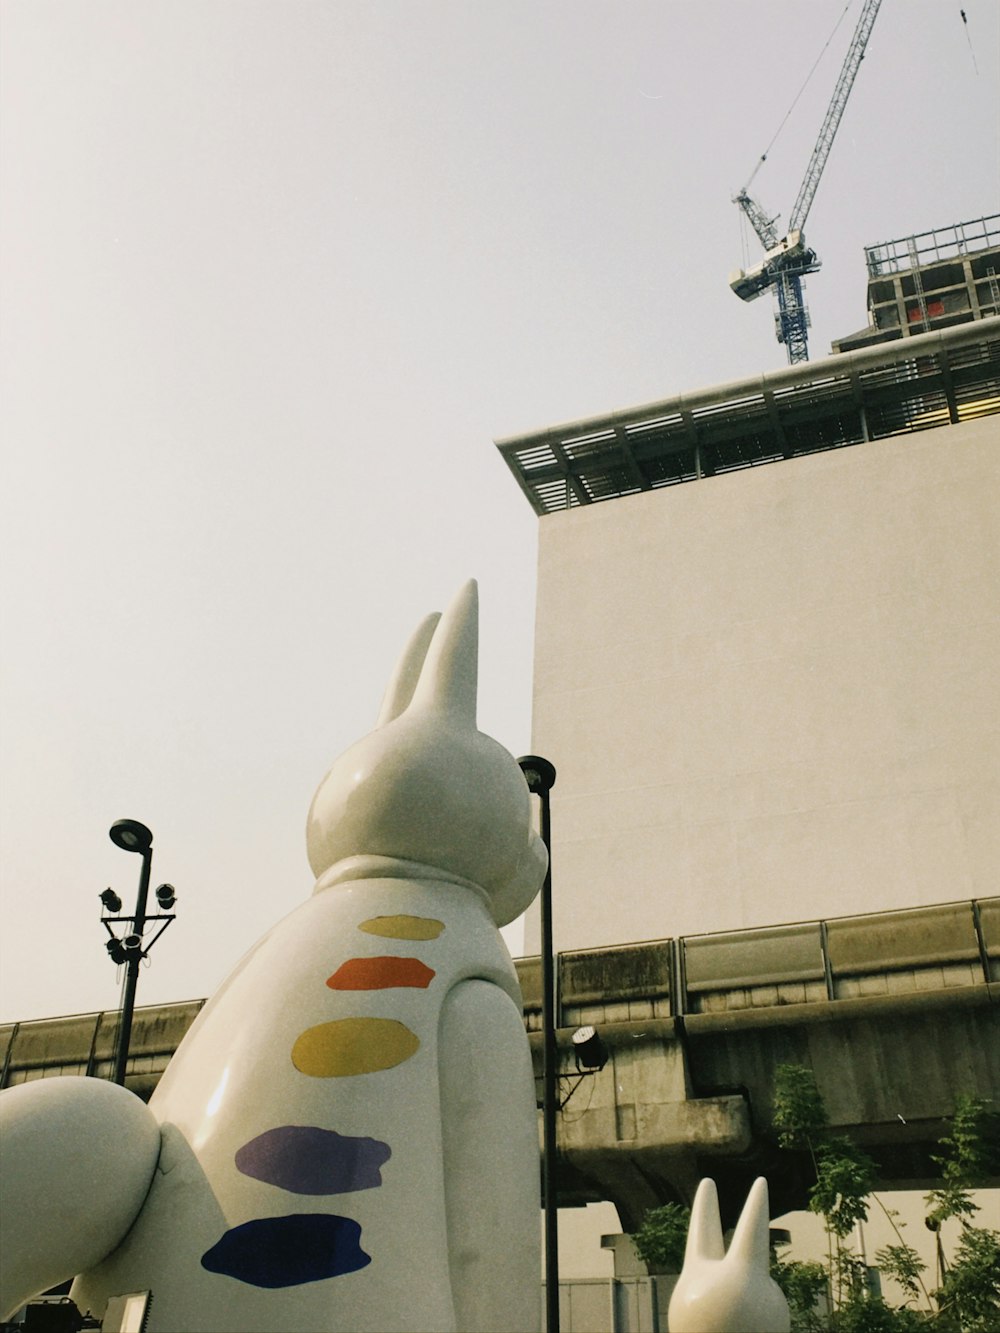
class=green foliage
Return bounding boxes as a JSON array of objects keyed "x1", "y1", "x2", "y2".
[
  {"x1": 875, "y1": 1242, "x2": 926, "y2": 1301},
  {"x1": 770, "y1": 1254, "x2": 828, "y2": 1332},
  {"x1": 926, "y1": 1095, "x2": 1000, "y2": 1229},
  {"x1": 832, "y1": 1294, "x2": 926, "y2": 1333},
  {"x1": 809, "y1": 1136, "x2": 876, "y2": 1238},
  {"x1": 933, "y1": 1226, "x2": 1000, "y2": 1333},
  {"x1": 773, "y1": 1063, "x2": 829, "y2": 1151},
  {"x1": 632, "y1": 1200, "x2": 690, "y2": 1272},
  {"x1": 769, "y1": 1067, "x2": 998, "y2": 1332}
]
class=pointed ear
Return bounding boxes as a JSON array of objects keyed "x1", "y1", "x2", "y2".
[
  {"x1": 725, "y1": 1177, "x2": 772, "y2": 1274},
  {"x1": 409, "y1": 579, "x2": 478, "y2": 726},
  {"x1": 684, "y1": 1178, "x2": 725, "y2": 1264},
  {"x1": 376, "y1": 612, "x2": 441, "y2": 727}
]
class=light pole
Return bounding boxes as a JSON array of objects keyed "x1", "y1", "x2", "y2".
[
  {"x1": 518, "y1": 755, "x2": 559, "y2": 1333},
  {"x1": 102, "y1": 819, "x2": 176, "y2": 1087}
]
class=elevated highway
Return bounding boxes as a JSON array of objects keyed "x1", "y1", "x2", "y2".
[
  {"x1": 520, "y1": 895, "x2": 999, "y2": 1226},
  {"x1": 3, "y1": 896, "x2": 997, "y2": 1229}
]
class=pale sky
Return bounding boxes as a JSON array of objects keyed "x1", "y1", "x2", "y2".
[{"x1": 2, "y1": 0, "x2": 998, "y2": 1024}]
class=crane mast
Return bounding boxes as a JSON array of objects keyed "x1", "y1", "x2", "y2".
[{"x1": 729, "y1": 0, "x2": 883, "y2": 364}]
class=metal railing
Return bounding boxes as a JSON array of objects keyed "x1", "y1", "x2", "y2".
[
  {"x1": 865, "y1": 215, "x2": 1000, "y2": 276},
  {"x1": 518, "y1": 896, "x2": 999, "y2": 1029}
]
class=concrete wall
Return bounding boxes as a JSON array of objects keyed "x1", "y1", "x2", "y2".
[{"x1": 528, "y1": 420, "x2": 1000, "y2": 953}]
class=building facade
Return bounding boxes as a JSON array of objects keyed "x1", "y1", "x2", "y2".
[{"x1": 498, "y1": 319, "x2": 1000, "y2": 956}]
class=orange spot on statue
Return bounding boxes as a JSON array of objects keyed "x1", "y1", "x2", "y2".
[{"x1": 327, "y1": 957, "x2": 436, "y2": 991}]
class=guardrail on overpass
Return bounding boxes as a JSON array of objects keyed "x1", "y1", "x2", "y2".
[{"x1": 515, "y1": 895, "x2": 999, "y2": 1033}]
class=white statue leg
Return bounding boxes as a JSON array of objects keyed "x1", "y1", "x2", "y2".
[
  {"x1": 439, "y1": 979, "x2": 541, "y2": 1333},
  {"x1": 0, "y1": 1077, "x2": 161, "y2": 1320}
]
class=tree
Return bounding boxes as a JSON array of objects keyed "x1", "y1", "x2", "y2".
[
  {"x1": 923, "y1": 1094, "x2": 1000, "y2": 1333},
  {"x1": 632, "y1": 1200, "x2": 690, "y2": 1273},
  {"x1": 768, "y1": 1066, "x2": 999, "y2": 1331}
]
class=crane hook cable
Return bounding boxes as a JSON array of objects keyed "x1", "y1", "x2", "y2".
[
  {"x1": 741, "y1": 0, "x2": 855, "y2": 194},
  {"x1": 960, "y1": 9, "x2": 979, "y2": 76}
]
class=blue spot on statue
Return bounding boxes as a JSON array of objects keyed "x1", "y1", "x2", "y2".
[{"x1": 201, "y1": 1215, "x2": 371, "y2": 1288}]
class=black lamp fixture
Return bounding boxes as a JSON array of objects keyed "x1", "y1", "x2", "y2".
[
  {"x1": 108, "y1": 818, "x2": 153, "y2": 855},
  {"x1": 572, "y1": 1024, "x2": 609, "y2": 1073},
  {"x1": 99, "y1": 888, "x2": 123, "y2": 914},
  {"x1": 102, "y1": 819, "x2": 176, "y2": 1086},
  {"x1": 155, "y1": 883, "x2": 177, "y2": 910}
]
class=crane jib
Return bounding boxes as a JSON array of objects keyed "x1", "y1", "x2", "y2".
[{"x1": 730, "y1": 0, "x2": 883, "y2": 365}]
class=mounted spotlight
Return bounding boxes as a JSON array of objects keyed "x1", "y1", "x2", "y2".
[
  {"x1": 105, "y1": 938, "x2": 128, "y2": 966},
  {"x1": 122, "y1": 934, "x2": 143, "y2": 954},
  {"x1": 155, "y1": 883, "x2": 177, "y2": 910},
  {"x1": 572, "y1": 1025, "x2": 609, "y2": 1073},
  {"x1": 99, "y1": 888, "x2": 123, "y2": 914}
]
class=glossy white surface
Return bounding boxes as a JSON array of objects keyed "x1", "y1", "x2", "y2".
[
  {"x1": 53, "y1": 580, "x2": 542, "y2": 1331},
  {"x1": 0, "y1": 1077, "x2": 160, "y2": 1320},
  {"x1": 669, "y1": 1178, "x2": 790, "y2": 1333},
  {"x1": 307, "y1": 580, "x2": 546, "y2": 929}
]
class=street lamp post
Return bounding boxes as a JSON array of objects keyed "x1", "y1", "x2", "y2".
[
  {"x1": 518, "y1": 755, "x2": 559, "y2": 1333},
  {"x1": 103, "y1": 819, "x2": 176, "y2": 1087}
]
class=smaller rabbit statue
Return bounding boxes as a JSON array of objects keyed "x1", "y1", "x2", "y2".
[{"x1": 668, "y1": 1178, "x2": 790, "y2": 1333}]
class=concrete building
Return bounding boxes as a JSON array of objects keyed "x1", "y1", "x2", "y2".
[
  {"x1": 498, "y1": 316, "x2": 1000, "y2": 958},
  {"x1": 833, "y1": 214, "x2": 1000, "y2": 353},
  {"x1": 492, "y1": 299, "x2": 1000, "y2": 1330}
]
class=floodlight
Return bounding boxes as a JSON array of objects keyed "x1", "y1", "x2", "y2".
[
  {"x1": 100, "y1": 888, "x2": 123, "y2": 913},
  {"x1": 155, "y1": 883, "x2": 176, "y2": 910},
  {"x1": 106, "y1": 938, "x2": 128, "y2": 966},
  {"x1": 571, "y1": 1025, "x2": 608, "y2": 1072}
]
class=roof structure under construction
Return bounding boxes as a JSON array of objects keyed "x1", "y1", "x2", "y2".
[{"x1": 833, "y1": 213, "x2": 1000, "y2": 352}]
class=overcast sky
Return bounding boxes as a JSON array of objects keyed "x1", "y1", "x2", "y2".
[{"x1": 2, "y1": 1, "x2": 997, "y2": 1024}]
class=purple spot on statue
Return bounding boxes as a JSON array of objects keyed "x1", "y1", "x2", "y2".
[
  {"x1": 234, "y1": 1126, "x2": 391, "y2": 1195},
  {"x1": 201, "y1": 1214, "x2": 371, "y2": 1287}
]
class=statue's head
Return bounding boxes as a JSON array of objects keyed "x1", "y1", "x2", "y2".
[
  {"x1": 669, "y1": 1178, "x2": 790, "y2": 1333},
  {"x1": 306, "y1": 580, "x2": 546, "y2": 927}
]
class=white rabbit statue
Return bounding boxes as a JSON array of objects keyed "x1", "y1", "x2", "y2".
[
  {"x1": 668, "y1": 1178, "x2": 791, "y2": 1333},
  {"x1": 0, "y1": 580, "x2": 546, "y2": 1333}
]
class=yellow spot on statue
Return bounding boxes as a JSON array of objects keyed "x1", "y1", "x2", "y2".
[
  {"x1": 358, "y1": 915, "x2": 444, "y2": 941},
  {"x1": 292, "y1": 1018, "x2": 420, "y2": 1077}
]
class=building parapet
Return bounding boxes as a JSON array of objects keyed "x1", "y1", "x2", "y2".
[{"x1": 495, "y1": 318, "x2": 1000, "y2": 515}]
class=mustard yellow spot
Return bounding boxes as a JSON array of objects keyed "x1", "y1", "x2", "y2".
[
  {"x1": 292, "y1": 1018, "x2": 420, "y2": 1077},
  {"x1": 358, "y1": 914, "x2": 444, "y2": 941}
]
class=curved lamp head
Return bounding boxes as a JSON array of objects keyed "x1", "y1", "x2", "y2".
[
  {"x1": 109, "y1": 819, "x2": 153, "y2": 854},
  {"x1": 517, "y1": 755, "x2": 557, "y2": 797}
]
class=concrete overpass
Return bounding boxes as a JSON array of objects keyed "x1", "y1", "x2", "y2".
[{"x1": 3, "y1": 895, "x2": 997, "y2": 1230}]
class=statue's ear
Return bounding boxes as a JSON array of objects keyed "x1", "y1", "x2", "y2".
[
  {"x1": 724, "y1": 1176, "x2": 772, "y2": 1274},
  {"x1": 408, "y1": 579, "x2": 479, "y2": 727},
  {"x1": 683, "y1": 1178, "x2": 725, "y2": 1264},
  {"x1": 376, "y1": 612, "x2": 441, "y2": 727}
]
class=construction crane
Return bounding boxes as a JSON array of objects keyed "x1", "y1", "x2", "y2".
[{"x1": 729, "y1": 0, "x2": 883, "y2": 363}]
